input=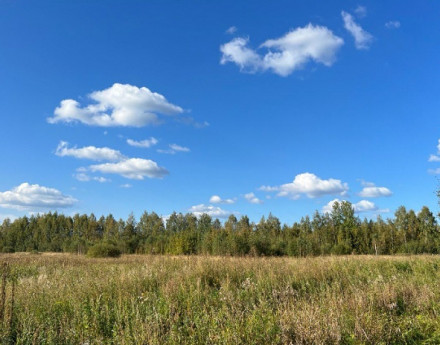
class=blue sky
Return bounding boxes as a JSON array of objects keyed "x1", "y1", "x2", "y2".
[{"x1": 0, "y1": 0, "x2": 439, "y2": 224}]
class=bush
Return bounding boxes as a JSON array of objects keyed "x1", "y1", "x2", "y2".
[
  {"x1": 2, "y1": 246, "x2": 15, "y2": 253},
  {"x1": 87, "y1": 243, "x2": 121, "y2": 258}
]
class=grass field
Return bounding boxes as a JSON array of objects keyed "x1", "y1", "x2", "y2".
[{"x1": 1, "y1": 254, "x2": 440, "y2": 344}]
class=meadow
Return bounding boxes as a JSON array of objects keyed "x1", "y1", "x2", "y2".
[{"x1": 1, "y1": 254, "x2": 440, "y2": 344}]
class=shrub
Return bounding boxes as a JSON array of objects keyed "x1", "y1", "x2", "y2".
[
  {"x1": 87, "y1": 243, "x2": 121, "y2": 258},
  {"x1": 1, "y1": 246, "x2": 14, "y2": 253}
]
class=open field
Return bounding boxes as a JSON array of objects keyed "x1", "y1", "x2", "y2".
[{"x1": 1, "y1": 254, "x2": 440, "y2": 344}]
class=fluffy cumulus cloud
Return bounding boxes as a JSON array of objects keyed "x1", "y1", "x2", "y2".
[
  {"x1": 358, "y1": 182, "x2": 392, "y2": 198},
  {"x1": 354, "y1": 200, "x2": 379, "y2": 213},
  {"x1": 209, "y1": 195, "x2": 235, "y2": 204},
  {"x1": 48, "y1": 83, "x2": 183, "y2": 127},
  {"x1": 127, "y1": 137, "x2": 158, "y2": 148},
  {"x1": 260, "y1": 173, "x2": 349, "y2": 199},
  {"x1": 244, "y1": 192, "x2": 263, "y2": 204},
  {"x1": 341, "y1": 11, "x2": 373, "y2": 49},
  {"x1": 322, "y1": 198, "x2": 383, "y2": 214},
  {"x1": 188, "y1": 204, "x2": 232, "y2": 219},
  {"x1": 88, "y1": 158, "x2": 168, "y2": 180},
  {"x1": 56, "y1": 141, "x2": 126, "y2": 161},
  {"x1": 385, "y1": 21, "x2": 400, "y2": 29},
  {"x1": 0, "y1": 183, "x2": 77, "y2": 210},
  {"x1": 157, "y1": 144, "x2": 190, "y2": 154},
  {"x1": 220, "y1": 24, "x2": 344, "y2": 76}
]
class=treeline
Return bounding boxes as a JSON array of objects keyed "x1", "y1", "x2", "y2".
[{"x1": 0, "y1": 201, "x2": 439, "y2": 256}]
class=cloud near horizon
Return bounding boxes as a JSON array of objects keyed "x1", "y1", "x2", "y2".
[
  {"x1": 260, "y1": 172, "x2": 349, "y2": 199},
  {"x1": 0, "y1": 183, "x2": 77, "y2": 210},
  {"x1": 358, "y1": 181, "x2": 392, "y2": 198},
  {"x1": 189, "y1": 204, "x2": 234, "y2": 218},
  {"x1": 322, "y1": 198, "x2": 390, "y2": 214},
  {"x1": 48, "y1": 83, "x2": 183, "y2": 127},
  {"x1": 220, "y1": 24, "x2": 344, "y2": 76}
]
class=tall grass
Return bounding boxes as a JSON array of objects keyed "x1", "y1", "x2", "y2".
[{"x1": 1, "y1": 254, "x2": 440, "y2": 344}]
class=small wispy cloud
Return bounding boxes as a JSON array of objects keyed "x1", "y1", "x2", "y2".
[
  {"x1": 244, "y1": 192, "x2": 263, "y2": 204},
  {"x1": 226, "y1": 26, "x2": 237, "y2": 34},
  {"x1": 127, "y1": 137, "x2": 158, "y2": 148},
  {"x1": 385, "y1": 21, "x2": 400, "y2": 29},
  {"x1": 74, "y1": 173, "x2": 111, "y2": 183},
  {"x1": 354, "y1": 5, "x2": 367, "y2": 18},
  {"x1": 341, "y1": 11, "x2": 373, "y2": 49},
  {"x1": 209, "y1": 195, "x2": 236, "y2": 204},
  {"x1": 157, "y1": 144, "x2": 190, "y2": 154},
  {"x1": 428, "y1": 139, "x2": 440, "y2": 163}
]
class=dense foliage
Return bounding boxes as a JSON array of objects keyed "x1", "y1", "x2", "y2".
[
  {"x1": 0, "y1": 201, "x2": 439, "y2": 256},
  {"x1": 87, "y1": 242, "x2": 121, "y2": 258}
]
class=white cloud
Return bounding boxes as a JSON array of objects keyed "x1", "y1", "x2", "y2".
[
  {"x1": 56, "y1": 141, "x2": 126, "y2": 161},
  {"x1": 244, "y1": 192, "x2": 263, "y2": 204},
  {"x1": 189, "y1": 204, "x2": 233, "y2": 219},
  {"x1": 428, "y1": 168, "x2": 440, "y2": 175},
  {"x1": 261, "y1": 172, "x2": 349, "y2": 199},
  {"x1": 209, "y1": 195, "x2": 235, "y2": 204},
  {"x1": 127, "y1": 137, "x2": 158, "y2": 148},
  {"x1": 48, "y1": 83, "x2": 183, "y2": 127},
  {"x1": 176, "y1": 116, "x2": 210, "y2": 128},
  {"x1": 88, "y1": 158, "x2": 168, "y2": 180},
  {"x1": 322, "y1": 198, "x2": 342, "y2": 213},
  {"x1": 358, "y1": 183, "x2": 392, "y2": 198},
  {"x1": 226, "y1": 26, "x2": 237, "y2": 34},
  {"x1": 157, "y1": 144, "x2": 190, "y2": 154},
  {"x1": 259, "y1": 185, "x2": 279, "y2": 192},
  {"x1": 428, "y1": 140, "x2": 440, "y2": 162},
  {"x1": 354, "y1": 5, "x2": 367, "y2": 18},
  {"x1": 0, "y1": 183, "x2": 77, "y2": 210},
  {"x1": 120, "y1": 183, "x2": 132, "y2": 188},
  {"x1": 170, "y1": 144, "x2": 190, "y2": 152},
  {"x1": 353, "y1": 199, "x2": 378, "y2": 213},
  {"x1": 322, "y1": 198, "x2": 386, "y2": 214},
  {"x1": 429, "y1": 155, "x2": 440, "y2": 162},
  {"x1": 220, "y1": 37, "x2": 262, "y2": 73},
  {"x1": 220, "y1": 24, "x2": 344, "y2": 76},
  {"x1": 74, "y1": 173, "x2": 110, "y2": 183},
  {"x1": 385, "y1": 21, "x2": 400, "y2": 29},
  {"x1": 341, "y1": 11, "x2": 373, "y2": 49}
]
